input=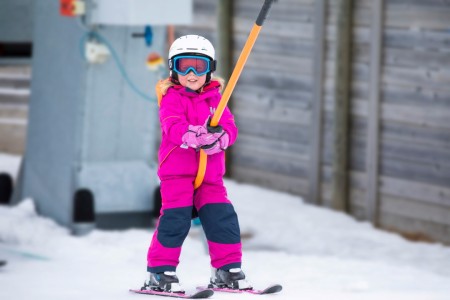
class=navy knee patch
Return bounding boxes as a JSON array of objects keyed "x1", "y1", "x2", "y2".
[
  {"x1": 157, "y1": 206, "x2": 192, "y2": 248},
  {"x1": 198, "y1": 203, "x2": 241, "y2": 244}
]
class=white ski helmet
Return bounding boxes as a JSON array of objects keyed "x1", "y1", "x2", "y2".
[
  {"x1": 168, "y1": 35, "x2": 215, "y2": 60},
  {"x1": 168, "y1": 35, "x2": 217, "y2": 84}
]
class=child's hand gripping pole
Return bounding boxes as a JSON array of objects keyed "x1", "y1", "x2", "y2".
[{"x1": 194, "y1": 0, "x2": 277, "y2": 189}]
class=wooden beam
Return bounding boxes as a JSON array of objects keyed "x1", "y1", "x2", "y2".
[
  {"x1": 331, "y1": 0, "x2": 353, "y2": 211},
  {"x1": 217, "y1": 0, "x2": 233, "y2": 80},
  {"x1": 366, "y1": 0, "x2": 384, "y2": 224},
  {"x1": 308, "y1": 0, "x2": 326, "y2": 205},
  {"x1": 217, "y1": 0, "x2": 234, "y2": 176}
]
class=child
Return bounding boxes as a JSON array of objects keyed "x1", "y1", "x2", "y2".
[{"x1": 143, "y1": 35, "x2": 251, "y2": 293}]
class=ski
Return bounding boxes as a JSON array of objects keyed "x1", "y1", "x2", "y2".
[
  {"x1": 129, "y1": 288, "x2": 214, "y2": 299},
  {"x1": 197, "y1": 284, "x2": 282, "y2": 295}
]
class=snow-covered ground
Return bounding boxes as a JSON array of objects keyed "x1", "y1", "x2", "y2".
[{"x1": 1, "y1": 152, "x2": 450, "y2": 300}]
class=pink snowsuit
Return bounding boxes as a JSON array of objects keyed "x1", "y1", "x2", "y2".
[{"x1": 147, "y1": 80, "x2": 242, "y2": 273}]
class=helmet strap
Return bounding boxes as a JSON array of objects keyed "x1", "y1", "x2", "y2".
[{"x1": 170, "y1": 71, "x2": 180, "y2": 85}]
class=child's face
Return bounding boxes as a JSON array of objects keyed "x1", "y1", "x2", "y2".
[{"x1": 178, "y1": 71, "x2": 207, "y2": 91}]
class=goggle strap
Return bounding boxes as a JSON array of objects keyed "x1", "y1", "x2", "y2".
[{"x1": 210, "y1": 60, "x2": 217, "y2": 72}]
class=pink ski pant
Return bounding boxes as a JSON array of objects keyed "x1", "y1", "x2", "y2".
[{"x1": 147, "y1": 176, "x2": 242, "y2": 273}]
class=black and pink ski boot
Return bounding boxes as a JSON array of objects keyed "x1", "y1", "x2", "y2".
[
  {"x1": 209, "y1": 267, "x2": 252, "y2": 290},
  {"x1": 142, "y1": 271, "x2": 184, "y2": 293}
]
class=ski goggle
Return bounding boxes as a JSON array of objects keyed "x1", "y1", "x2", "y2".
[{"x1": 170, "y1": 55, "x2": 214, "y2": 76}]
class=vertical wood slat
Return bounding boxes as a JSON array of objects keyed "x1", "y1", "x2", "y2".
[
  {"x1": 309, "y1": 0, "x2": 326, "y2": 204},
  {"x1": 366, "y1": 0, "x2": 384, "y2": 224},
  {"x1": 217, "y1": 0, "x2": 233, "y2": 80},
  {"x1": 331, "y1": 0, "x2": 353, "y2": 211},
  {"x1": 217, "y1": 0, "x2": 234, "y2": 176}
]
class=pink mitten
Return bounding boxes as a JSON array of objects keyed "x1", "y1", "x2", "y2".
[
  {"x1": 202, "y1": 131, "x2": 230, "y2": 155},
  {"x1": 181, "y1": 125, "x2": 208, "y2": 149},
  {"x1": 196, "y1": 118, "x2": 224, "y2": 145}
]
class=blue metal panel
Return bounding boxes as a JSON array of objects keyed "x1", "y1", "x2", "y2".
[{"x1": 21, "y1": 0, "x2": 165, "y2": 230}]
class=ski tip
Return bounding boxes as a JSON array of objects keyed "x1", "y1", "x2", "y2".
[
  {"x1": 262, "y1": 284, "x2": 283, "y2": 294},
  {"x1": 190, "y1": 289, "x2": 214, "y2": 299}
]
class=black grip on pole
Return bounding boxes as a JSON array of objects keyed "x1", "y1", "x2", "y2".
[{"x1": 256, "y1": 0, "x2": 276, "y2": 26}]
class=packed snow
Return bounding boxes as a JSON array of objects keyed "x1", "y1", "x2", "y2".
[{"x1": 1, "y1": 152, "x2": 450, "y2": 300}]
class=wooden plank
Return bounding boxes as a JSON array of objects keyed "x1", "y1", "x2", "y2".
[
  {"x1": 232, "y1": 147, "x2": 309, "y2": 178},
  {"x1": 378, "y1": 210, "x2": 450, "y2": 245},
  {"x1": 379, "y1": 159, "x2": 450, "y2": 187},
  {"x1": 383, "y1": 28, "x2": 450, "y2": 50},
  {"x1": 328, "y1": 42, "x2": 450, "y2": 71},
  {"x1": 238, "y1": 67, "x2": 313, "y2": 92},
  {"x1": 323, "y1": 170, "x2": 450, "y2": 243},
  {"x1": 346, "y1": 186, "x2": 450, "y2": 245},
  {"x1": 323, "y1": 90, "x2": 450, "y2": 130},
  {"x1": 334, "y1": 133, "x2": 450, "y2": 187},
  {"x1": 324, "y1": 79, "x2": 450, "y2": 109},
  {"x1": 385, "y1": 5, "x2": 450, "y2": 30},
  {"x1": 234, "y1": 18, "x2": 315, "y2": 39},
  {"x1": 325, "y1": 57, "x2": 450, "y2": 95},
  {"x1": 309, "y1": 0, "x2": 326, "y2": 205},
  {"x1": 233, "y1": 100, "x2": 311, "y2": 125},
  {"x1": 234, "y1": 84, "x2": 312, "y2": 108},
  {"x1": 0, "y1": 90, "x2": 29, "y2": 104},
  {"x1": 380, "y1": 176, "x2": 450, "y2": 208},
  {"x1": 330, "y1": 169, "x2": 450, "y2": 208},
  {"x1": 381, "y1": 121, "x2": 450, "y2": 149},
  {"x1": 232, "y1": 165, "x2": 310, "y2": 197},
  {"x1": 238, "y1": 0, "x2": 315, "y2": 6},
  {"x1": 365, "y1": 0, "x2": 384, "y2": 224},
  {"x1": 380, "y1": 139, "x2": 450, "y2": 168},
  {"x1": 0, "y1": 103, "x2": 28, "y2": 119},
  {"x1": 348, "y1": 133, "x2": 450, "y2": 168},
  {"x1": 327, "y1": 25, "x2": 450, "y2": 50},
  {"x1": 329, "y1": 3, "x2": 450, "y2": 30},
  {"x1": 383, "y1": 47, "x2": 450, "y2": 71},
  {"x1": 0, "y1": 122, "x2": 27, "y2": 154},
  {"x1": 236, "y1": 116, "x2": 310, "y2": 142},
  {"x1": 359, "y1": 100, "x2": 450, "y2": 130},
  {"x1": 233, "y1": 33, "x2": 314, "y2": 57},
  {"x1": 239, "y1": 51, "x2": 313, "y2": 74},
  {"x1": 234, "y1": 1, "x2": 314, "y2": 23},
  {"x1": 235, "y1": 134, "x2": 310, "y2": 157}
]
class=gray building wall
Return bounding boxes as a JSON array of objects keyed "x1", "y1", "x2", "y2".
[{"x1": 0, "y1": 0, "x2": 33, "y2": 42}]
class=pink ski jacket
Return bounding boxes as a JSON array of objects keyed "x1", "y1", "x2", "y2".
[{"x1": 157, "y1": 80, "x2": 238, "y2": 183}]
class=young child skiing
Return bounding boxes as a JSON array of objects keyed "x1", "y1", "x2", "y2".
[{"x1": 143, "y1": 35, "x2": 251, "y2": 293}]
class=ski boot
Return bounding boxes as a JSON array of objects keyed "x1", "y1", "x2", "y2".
[
  {"x1": 142, "y1": 271, "x2": 184, "y2": 293},
  {"x1": 209, "y1": 267, "x2": 252, "y2": 290}
]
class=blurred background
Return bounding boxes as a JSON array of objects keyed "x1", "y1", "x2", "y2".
[{"x1": 0, "y1": 0, "x2": 449, "y2": 245}]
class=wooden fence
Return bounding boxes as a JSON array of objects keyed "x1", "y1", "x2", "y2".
[{"x1": 176, "y1": 0, "x2": 450, "y2": 244}]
